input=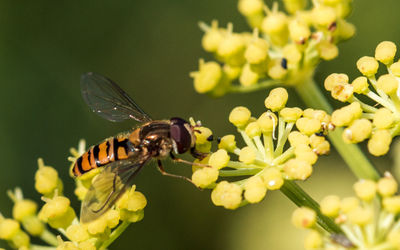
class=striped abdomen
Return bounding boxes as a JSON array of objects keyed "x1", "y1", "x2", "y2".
[{"x1": 73, "y1": 136, "x2": 133, "y2": 176}]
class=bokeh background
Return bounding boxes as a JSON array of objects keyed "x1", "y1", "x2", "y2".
[{"x1": 0, "y1": 0, "x2": 400, "y2": 249}]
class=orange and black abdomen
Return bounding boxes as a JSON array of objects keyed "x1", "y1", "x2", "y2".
[{"x1": 73, "y1": 136, "x2": 132, "y2": 176}]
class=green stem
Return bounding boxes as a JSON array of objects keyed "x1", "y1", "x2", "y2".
[
  {"x1": 229, "y1": 80, "x2": 280, "y2": 93},
  {"x1": 280, "y1": 180, "x2": 342, "y2": 234},
  {"x1": 39, "y1": 229, "x2": 59, "y2": 247},
  {"x1": 30, "y1": 245, "x2": 57, "y2": 250},
  {"x1": 295, "y1": 78, "x2": 380, "y2": 180},
  {"x1": 99, "y1": 221, "x2": 131, "y2": 250},
  {"x1": 219, "y1": 168, "x2": 261, "y2": 176}
]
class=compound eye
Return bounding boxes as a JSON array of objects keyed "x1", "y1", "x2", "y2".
[{"x1": 170, "y1": 122, "x2": 192, "y2": 154}]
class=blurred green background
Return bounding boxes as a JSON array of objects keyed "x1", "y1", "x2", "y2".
[{"x1": 0, "y1": 0, "x2": 400, "y2": 249}]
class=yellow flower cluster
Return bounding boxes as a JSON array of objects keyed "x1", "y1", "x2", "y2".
[
  {"x1": 190, "y1": 0, "x2": 355, "y2": 96},
  {"x1": 325, "y1": 41, "x2": 400, "y2": 156},
  {"x1": 0, "y1": 140, "x2": 147, "y2": 249},
  {"x1": 191, "y1": 88, "x2": 331, "y2": 209},
  {"x1": 292, "y1": 172, "x2": 400, "y2": 249}
]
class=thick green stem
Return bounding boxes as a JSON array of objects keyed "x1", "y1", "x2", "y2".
[
  {"x1": 280, "y1": 180, "x2": 342, "y2": 234},
  {"x1": 99, "y1": 221, "x2": 131, "y2": 250},
  {"x1": 295, "y1": 78, "x2": 380, "y2": 180}
]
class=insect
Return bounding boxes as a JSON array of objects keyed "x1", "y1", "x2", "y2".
[{"x1": 74, "y1": 72, "x2": 207, "y2": 223}]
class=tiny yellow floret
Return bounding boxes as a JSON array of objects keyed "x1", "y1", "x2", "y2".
[
  {"x1": 239, "y1": 63, "x2": 260, "y2": 86},
  {"x1": 257, "y1": 112, "x2": 277, "y2": 133},
  {"x1": 229, "y1": 106, "x2": 251, "y2": 128},
  {"x1": 383, "y1": 196, "x2": 400, "y2": 214},
  {"x1": 312, "y1": 6, "x2": 336, "y2": 27},
  {"x1": 288, "y1": 131, "x2": 309, "y2": 147},
  {"x1": 353, "y1": 179, "x2": 376, "y2": 202},
  {"x1": 13, "y1": 200, "x2": 37, "y2": 221},
  {"x1": 375, "y1": 41, "x2": 397, "y2": 64},
  {"x1": 192, "y1": 61, "x2": 222, "y2": 94},
  {"x1": 239, "y1": 146, "x2": 256, "y2": 164},
  {"x1": 373, "y1": 108, "x2": 394, "y2": 129},
  {"x1": 368, "y1": 129, "x2": 392, "y2": 156},
  {"x1": 340, "y1": 197, "x2": 359, "y2": 213},
  {"x1": 296, "y1": 118, "x2": 321, "y2": 135},
  {"x1": 284, "y1": 159, "x2": 312, "y2": 180},
  {"x1": 280, "y1": 107, "x2": 303, "y2": 123},
  {"x1": 356, "y1": 56, "x2": 379, "y2": 76},
  {"x1": 304, "y1": 230, "x2": 323, "y2": 249},
  {"x1": 264, "y1": 87, "x2": 288, "y2": 112},
  {"x1": 209, "y1": 149, "x2": 230, "y2": 169},
  {"x1": 390, "y1": 61, "x2": 400, "y2": 77},
  {"x1": 376, "y1": 74, "x2": 398, "y2": 95},
  {"x1": 192, "y1": 168, "x2": 219, "y2": 188},
  {"x1": 218, "y1": 135, "x2": 237, "y2": 152},
  {"x1": 0, "y1": 219, "x2": 20, "y2": 240},
  {"x1": 261, "y1": 168, "x2": 284, "y2": 190},
  {"x1": 347, "y1": 206, "x2": 373, "y2": 226},
  {"x1": 324, "y1": 73, "x2": 349, "y2": 91},
  {"x1": 238, "y1": 0, "x2": 264, "y2": 16},
  {"x1": 66, "y1": 224, "x2": 90, "y2": 243},
  {"x1": 292, "y1": 207, "x2": 316, "y2": 228},
  {"x1": 351, "y1": 76, "x2": 369, "y2": 94},
  {"x1": 377, "y1": 175, "x2": 398, "y2": 197},
  {"x1": 320, "y1": 195, "x2": 341, "y2": 217},
  {"x1": 342, "y1": 118, "x2": 372, "y2": 143},
  {"x1": 35, "y1": 161, "x2": 59, "y2": 195},
  {"x1": 211, "y1": 181, "x2": 243, "y2": 209},
  {"x1": 245, "y1": 37, "x2": 269, "y2": 64},
  {"x1": 245, "y1": 121, "x2": 261, "y2": 138},
  {"x1": 244, "y1": 176, "x2": 267, "y2": 203}
]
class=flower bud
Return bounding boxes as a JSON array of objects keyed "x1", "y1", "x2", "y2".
[
  {"x1": 357, "y1": 56, "x2": 379, "y2": 76},
  {"x1": 368, "y1": 129, "x2": 392, "y2": 156},
  {"x1": 229, "y1": 106, "x2": 251, "y2": 128},
  {"x1": 292, "y1": 207, "x2": 316, "y2": 228},
  {"x1": 265, "y1": 87, "x2": 288, "y2": 111},
  {"x1": 244, "y1": 176, "x2": 267, "y2": 203},
  {"x1": 218, "y1": 135, "x2": 237, "y2": 152},
  {"x1": 375, "y1": 41, "x2": 396, "y2": 64},
  {"x1": 192, "y1": 167, "x2": 219, "y2": 188},
  {"x1": 211, "y1": 181, "x2": 243, "y2": 209},
  {"x1": 320, "y1": 195, "x2": 340, "y2": 217},
  {"x1": 239, "y1": 146, "x2": 256, "y2": 164}
]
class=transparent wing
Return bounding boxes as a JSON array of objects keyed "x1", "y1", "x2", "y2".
[
  {"x1": 81, "y1": 72, "x2": 152, "y2": 122},
  {"x1": 80, "y1": 156, "x2": 150, "y2": 223}
]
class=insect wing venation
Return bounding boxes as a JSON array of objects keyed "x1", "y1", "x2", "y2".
[
  {"x1": 80, "y1": 156, "x2": 150, "y2": 223},
  {"x1": 80, "y1": 72, "x2": 152, "y2": 122}
]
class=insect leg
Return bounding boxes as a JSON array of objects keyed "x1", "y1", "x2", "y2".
[
  {"x1": 170, "y1": 153, "x2": 210, "y2": 168},
  {"x1": 157, "y1": 160, "x2": 199, "y2": 187},
  {"x1": 190, "y1": 147, "x2": 208, "y2": 160}
]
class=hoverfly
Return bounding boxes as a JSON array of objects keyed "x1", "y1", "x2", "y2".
[{"x1": 74, "y1": 72, "x2": 207, "y2": 223}]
